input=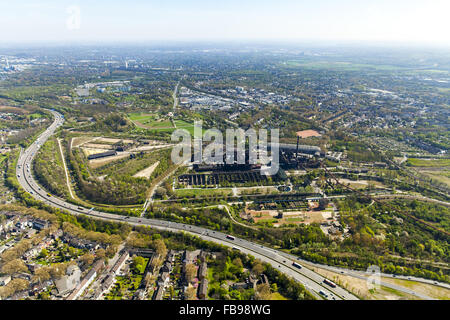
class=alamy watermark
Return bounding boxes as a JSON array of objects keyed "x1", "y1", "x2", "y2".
[
  {"x1": 366, "y1": 265, "x2": 381, "y2": 291},
  {"x1": 66, "y1": 5, "x2": 81, "y2": 31},
  {"x1": 171, "y1": 121, "x2": 280, "y2": 175}
]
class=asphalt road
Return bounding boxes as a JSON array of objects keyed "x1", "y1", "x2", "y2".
[{"x1": 16, "y1": 110, "x2": 448, "y2": 300}]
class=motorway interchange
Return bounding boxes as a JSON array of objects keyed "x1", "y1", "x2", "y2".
[{"x1": 16, "y1": 111, "x2": 447, "y2": 300}]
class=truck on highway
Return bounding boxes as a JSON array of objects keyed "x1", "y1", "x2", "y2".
[
  {"x1": 292, "y1": 262, "x2": 302, "y2": 269},
  {"x1": 323, "y1": 278, "x2": 337, "y2": 288},
  {"x1": 226, "y1": 235, "x2": 235, "y2": 240}
]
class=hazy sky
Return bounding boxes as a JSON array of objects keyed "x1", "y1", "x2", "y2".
[{"x1": 1, "y1": 0, "x2": 449, "y2": 45}]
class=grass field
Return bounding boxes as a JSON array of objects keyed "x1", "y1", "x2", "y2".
[
  {"x1": 420, "y1": 170, "x2": 450, "y2": 187},
  {"x1": 284, "y1": 217, "x2": 304, "y2": 222},
  {"x1": 283, "y1": 60, "x2": 405, "y2": 71},
  {"x1": 175, "y1": 188, "x2": 233, "y2": 198},
  {"x1": 270, "y1": 292, "x2": 288, "y2": 300},
  {"x1": 407, "y1": 158, "x2": 450, "y2": 167},
  {"x1": 174, "y1": 119, "x2": 196, "y2": 133},
  {"x1": 128, "y1": 113, "x2": 174, "y2": 129},
  {"x1": 381, "y1": 277, "x2": 450, "y2": 300},
  {"x1": 129, "y1": 113, "x2": 202, "y2": 136}
]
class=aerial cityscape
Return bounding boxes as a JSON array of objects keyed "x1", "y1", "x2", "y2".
[{"x1": 0, "y1": 0, "x2": 449, "y2": 313}]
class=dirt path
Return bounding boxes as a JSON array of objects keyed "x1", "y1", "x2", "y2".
[
  {"x1": 57, "y1": 138, "x2": 75, "y2": 199},
  {"x1": 141, "y1": 165, "x2": 181, "y2": 216},
  {"x1": 133, "y1": 161, "x2": 160, "y2": 178}
]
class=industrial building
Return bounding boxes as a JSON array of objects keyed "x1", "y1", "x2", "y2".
[{"x1": 87, "y1": 150, "x2": 117, "y2": 160}]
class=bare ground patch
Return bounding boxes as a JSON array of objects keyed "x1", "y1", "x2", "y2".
[{"x1": 133, "y1": 161, "x2": 160, "y2": 179}]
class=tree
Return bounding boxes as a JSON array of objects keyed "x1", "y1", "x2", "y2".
[
  {"x1": 106, "y1": 245, "x2": 118, "y2": 258},
  {"x1": 150, "y1": 255, "x2": 163, "y2": 270},
  {"x1": 185, "y1": 263, "x2": 197, "y2": 283},
  {"x1": 184, "y1": 283, "x2": 197, "y2": 300},
  {"x1": 255, "y1": 283, "x2": 272, "y2": 300},
  {"x1": 131, "y1": 256, "x2": 146, "y2": 274},
  {"x1": 271, "y1": 283, "x2": 278, "y2": 292},
  {"x1": 38, "y1": 248, "x2": 49, "y2": 259},
  {"x1": 33, "y1": 267, "x2": 51, "y2": 284},
  {"x1": 1, "y1": 259, "x2": 29, "y2": 275},
  {"x1": 232, "y1": 257, "x2": 243, "y2": 269},
  {"x1": 154, "y1": 239, "x2": 167, "y2": 257},
  {"x1": 155, "y1": 187, "x2": 167, "y2": 198},
  {"x1": 80, "y1": 253, "x2": 95, "y2": 265},
  {"x1": 251, "y1": 261, "x2": 264, "y2": 276},
  {"x1": 229, "y1": 257, "x2": 243, "y2": 275},
  {"x1": 48, "y1": 263, "x2": 68, "y2": 280},
  {"x1": 95, "y1": 248, "x2": 106, "y2": 260},
  {"x1": 0, "y1": 278, "x2": 29, "y2": 299},
  {"x1": 145, "y1": 272, "x2": 156, "y2": 285}
]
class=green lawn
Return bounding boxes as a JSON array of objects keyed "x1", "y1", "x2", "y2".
[
  {"x1": 271, "y1": 292, "x2": 289, "y2": 300},
  {"x1": 175, "y1": 188, "x2": 233, "y2": 198},
  {"x1": 285, "y1": 217, "x2": 304, "y2": 222},
  {"x1": 128, "y1": 112, "x2": 155, "y2": 121},
  {"x1": 407, "y1": 158, "x2": 450, "y2": 167},
  {"x1": 174, "y1": 120, "x2": 199, "y2": 136},
  {"x1": 128, "y1": 113, "x2": 174, "y2": 129}
]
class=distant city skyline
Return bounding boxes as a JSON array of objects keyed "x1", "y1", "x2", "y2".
[{"x1": 1, "y1": 0, "x2": 450, "y2": 46}]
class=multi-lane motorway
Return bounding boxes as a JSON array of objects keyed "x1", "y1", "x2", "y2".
[{"x1": 15, "y1": 110, "x2": 447, "y2": 300}]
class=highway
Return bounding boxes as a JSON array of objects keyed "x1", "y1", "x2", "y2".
[
  {"x1": 16, "y1": 110, "x2": 360, "y2": 300},
  {"x1": 16, "y1": 110, "x2": 447, "y2": 300}
]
